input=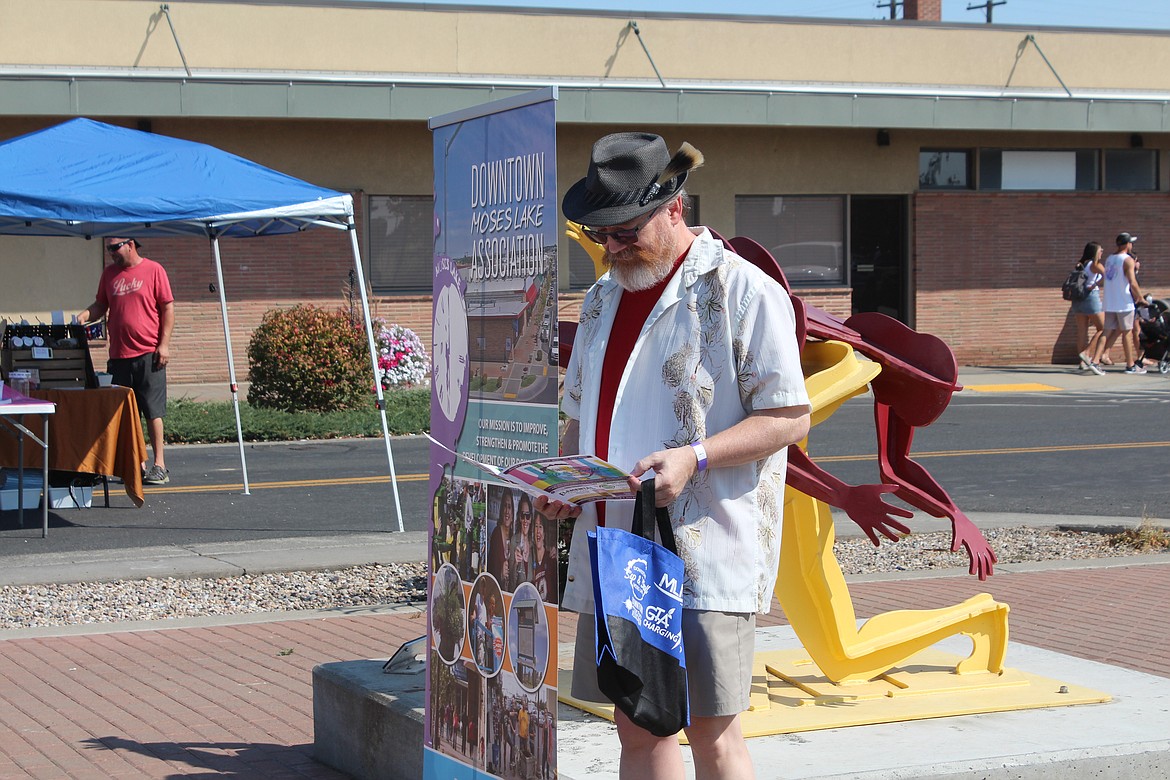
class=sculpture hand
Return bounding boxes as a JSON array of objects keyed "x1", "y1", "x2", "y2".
[
  {"x1": 839, "y1": 483, "x2": 914, "y2": 546},
  {"x1": 950, "y1": 511, "x2": 997, "y2": 580}
]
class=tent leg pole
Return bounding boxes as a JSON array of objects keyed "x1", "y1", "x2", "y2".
[
  {"x1": 348, "y1": 218, "x2": 404, "y2": 533},
  {"x1": 210, "y1": 235, "x2": 251, "y2": 496}
]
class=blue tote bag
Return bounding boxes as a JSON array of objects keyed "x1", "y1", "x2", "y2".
[{"x1": 588, "y1": 478, "x2": 689, "y2": 737}]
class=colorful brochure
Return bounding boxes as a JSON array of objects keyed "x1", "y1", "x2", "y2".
[{"x1": 427, "y1": 433, "x2": 636, "y2": 505}]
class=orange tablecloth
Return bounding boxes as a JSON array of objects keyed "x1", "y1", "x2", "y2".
[{"x1": 0, "y1": 387, "x2": 147, "y2": 507}]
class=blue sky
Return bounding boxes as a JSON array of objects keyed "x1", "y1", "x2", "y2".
[{"x1": 381, "y1": 1, "x2": 1170, "y2": 30}]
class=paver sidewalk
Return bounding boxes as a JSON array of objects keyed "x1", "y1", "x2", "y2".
[{"x1": 1, "y1": 560, "x2": 1167, "y2": 778}]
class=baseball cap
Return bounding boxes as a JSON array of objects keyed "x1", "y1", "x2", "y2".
[{"x1": 1116, "y1": 232, "x2": 1137, "y2": 246}]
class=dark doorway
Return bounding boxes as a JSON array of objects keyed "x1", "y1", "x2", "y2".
[{"x1": 850, "y1": 196, "x2": 907, "y2": 322}]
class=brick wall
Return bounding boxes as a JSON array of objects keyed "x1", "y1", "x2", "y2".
[
  {"x1": 797, "y1": 289, "x2": 853, "y2": 320},
  {"x1": 144, "y1": 187, "x2": 1169, "y2": 385},
  {"x1": 914, "y1": 191, "x2": 1170, "y2": 365},
  {"x1": 145, "y1": 244, "x2": 855, "y2": 386}
]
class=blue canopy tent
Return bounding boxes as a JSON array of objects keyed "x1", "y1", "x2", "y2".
[{"x1": 0, "y1": 118, "x2": 404, "y2": 529}]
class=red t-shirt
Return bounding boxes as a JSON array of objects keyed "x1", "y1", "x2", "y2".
[
  {"x1": 96, "y1": 257, "x2": 174, "y2": 359},
  {"x1": 594, "y1": 254, "x2": 686, "y2": 524}
]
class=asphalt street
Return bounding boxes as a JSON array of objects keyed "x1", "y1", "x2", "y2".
[{"x1": 1, "y1": 378, "x2": 1166, "y2": 557}]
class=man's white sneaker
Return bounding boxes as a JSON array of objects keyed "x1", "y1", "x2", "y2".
[
  {"x1": 1088, "y1": 362, "x2": 1106, "y2": 376},
  {"x1": 1125, "y1": 364, "x2": 1148, "y2": 375}
]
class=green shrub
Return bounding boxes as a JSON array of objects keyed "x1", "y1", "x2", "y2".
[
  {"x1": 246, "y1": 304, "x2": 373, "y2": 413},
  {"x1": 381, "y1": 386, "x2": 431, "y2": 433}
]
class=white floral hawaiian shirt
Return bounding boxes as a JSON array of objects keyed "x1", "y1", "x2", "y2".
[{"x1": 562, "y1": 228, "x2": 810, "y2": 615}]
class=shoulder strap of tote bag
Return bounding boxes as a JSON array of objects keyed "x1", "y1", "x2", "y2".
[{"x1": 631, "y1": 478, "x2": 679, "y2": 555}]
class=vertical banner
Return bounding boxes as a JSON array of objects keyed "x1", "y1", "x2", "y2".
[{"x1": 427, "y1": 88, "x2": 559, "y2": 780}]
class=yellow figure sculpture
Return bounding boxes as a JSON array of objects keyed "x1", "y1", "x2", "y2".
[{"x1": 779, "y1": 340, "x2": 1008, "y2": 685}]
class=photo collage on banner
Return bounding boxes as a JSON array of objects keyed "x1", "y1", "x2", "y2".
[{"x1": 426, "y1": 89, "x2": 560, "y2": 780}]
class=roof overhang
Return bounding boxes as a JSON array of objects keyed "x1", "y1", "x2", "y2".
[{"x1": 2, "y1": 69, "x2": 1169, "y2": 133}]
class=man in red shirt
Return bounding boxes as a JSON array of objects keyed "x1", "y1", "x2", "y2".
[{"x1": 78, "y1": 237, "x2": 175, "y2": 484}]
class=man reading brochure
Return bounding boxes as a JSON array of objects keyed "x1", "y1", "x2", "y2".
[{"x1": 542, "y1": 133, "x2": 810, "y2": 780}]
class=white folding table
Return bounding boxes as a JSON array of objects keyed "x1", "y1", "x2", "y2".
[{"x1": 0, "y1": 386, "x2": 56, "y2": 538}]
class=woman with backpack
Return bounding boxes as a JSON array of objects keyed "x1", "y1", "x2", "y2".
[{"x1": 1071, "y1": 241, "x2": 1106, "y2": 369}]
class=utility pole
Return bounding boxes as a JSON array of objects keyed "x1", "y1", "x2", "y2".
[
  {"x1": 967, "y1": 0, "x2": 1006, "y2": 24},
  {"x1": 877, "y1": 0, "x2": 902, "y2": 20}
]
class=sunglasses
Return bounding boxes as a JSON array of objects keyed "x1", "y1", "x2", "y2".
[
  {"x1": 106, "y1": 239, "x2": 134, "y2": 253},
  {"x1": 581, "y1": 206, "x2": 661, "y2": 247}
]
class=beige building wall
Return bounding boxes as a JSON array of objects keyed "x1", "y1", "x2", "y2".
[
  {"x1": 0, "y1": 237, "x2": 101, "y2": 323},
  {"x1": 3, "y1": 1, "x2": 1170, "y2": 93}
]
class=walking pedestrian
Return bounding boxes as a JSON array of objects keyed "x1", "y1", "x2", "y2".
[
  {"x1": 1070, "y1": 241, "x2": 1105, "y2": 369},
  {"x1": 1089, "y1": 233, "x2": 1148, "y2": 374}
]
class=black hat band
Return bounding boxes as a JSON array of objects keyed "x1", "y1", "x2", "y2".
[{"x1": 582, "y1": 180, "x2": 668, "y2": 211}]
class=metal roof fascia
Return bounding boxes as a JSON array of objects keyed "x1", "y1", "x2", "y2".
[
  {"x1": 288, "y1": 82, "x2": 395, "y2": 120},
  {"x1": 1, "y1": 76, "x2": 1169, "y2": 132},
  {"x1": 1086, "y1": 99, "x2": 1169, "y2": 133},
  {"x1": 182, "y1": 80, "x2": 292, "y2": 117},
  {"x1": 767, "y1": 92, "x2": 855, "y2": 127},
  {"x1": 1010, "y1": 98, "x2": 1094, "y2": 131},
  {"x1": 933, "y1": 96, "x2": 1017, "y2": 130},
  {"x1": 852, "y1": 94, "x2": 938, "y2": 129},
  {"x1": 677, "y1": 91, "x2": 769, "y2": 125},
  {"x1": 72, "y1": 79, "x2": 184, "y2": 117},
  {"x1": 392, "y1": 83, "x2": 536, "y2": 121}
]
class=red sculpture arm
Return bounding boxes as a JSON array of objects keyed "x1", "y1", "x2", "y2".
[
  {"x1": 786, "y1": 445, "x2": 913, "y2": 546},
  {"x1": 732, "y1": 239, "x2": 996, "y2": 580},
  {"x1": 873, "y1": 401, "x2": 997, "y2": 580}
]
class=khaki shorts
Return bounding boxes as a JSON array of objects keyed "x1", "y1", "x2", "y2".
[
  {"x1": 1105, "y1": 310, "x2": 1136, "y2": 332},
  {"x1": 572, "y1": 609, "x2": 756, "y2": 718}
]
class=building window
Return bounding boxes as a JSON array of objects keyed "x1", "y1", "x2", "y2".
[
  {"x1": 919, "y1": 150, "x2": 971, "y2": 189},
  {"x1": 367, "y1": 195, "x2": 433, "y2": 294},
  {"x1": 564, "y1": 194, "x2": 700, "y2": 289},
  {"x1": 923, "y1": 147, "x2": 1155, "y2": 192},
  {"x1": 978, "y1": 149, "x2": 1098, "y2": 190},
  {"x1": 1104, "y1": 149, "x2": 1158, "y2": 191},
  {"x1": 735, "y1": 195, "x2": 845, "y2": 286}
]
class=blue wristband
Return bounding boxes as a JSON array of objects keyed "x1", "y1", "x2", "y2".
[{"x1": 691, "y1": 441, "x2": 708, "y2": 472}]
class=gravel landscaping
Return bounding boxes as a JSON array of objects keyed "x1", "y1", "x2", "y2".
[{"x1": 0, "y1": 527, "x2": 1158, "y2": 631}]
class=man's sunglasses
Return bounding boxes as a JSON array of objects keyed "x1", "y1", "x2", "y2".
[
  {"x1": 106, "y1": 240, "x2": 134, "y2": 253},
  {"x1": 581, "y1": 206, "x2": 661, "y2": 247}
]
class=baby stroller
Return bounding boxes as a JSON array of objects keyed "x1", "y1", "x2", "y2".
[{"x1": 1137, "y1": 298, "x2": 1170, "y2": 375}]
